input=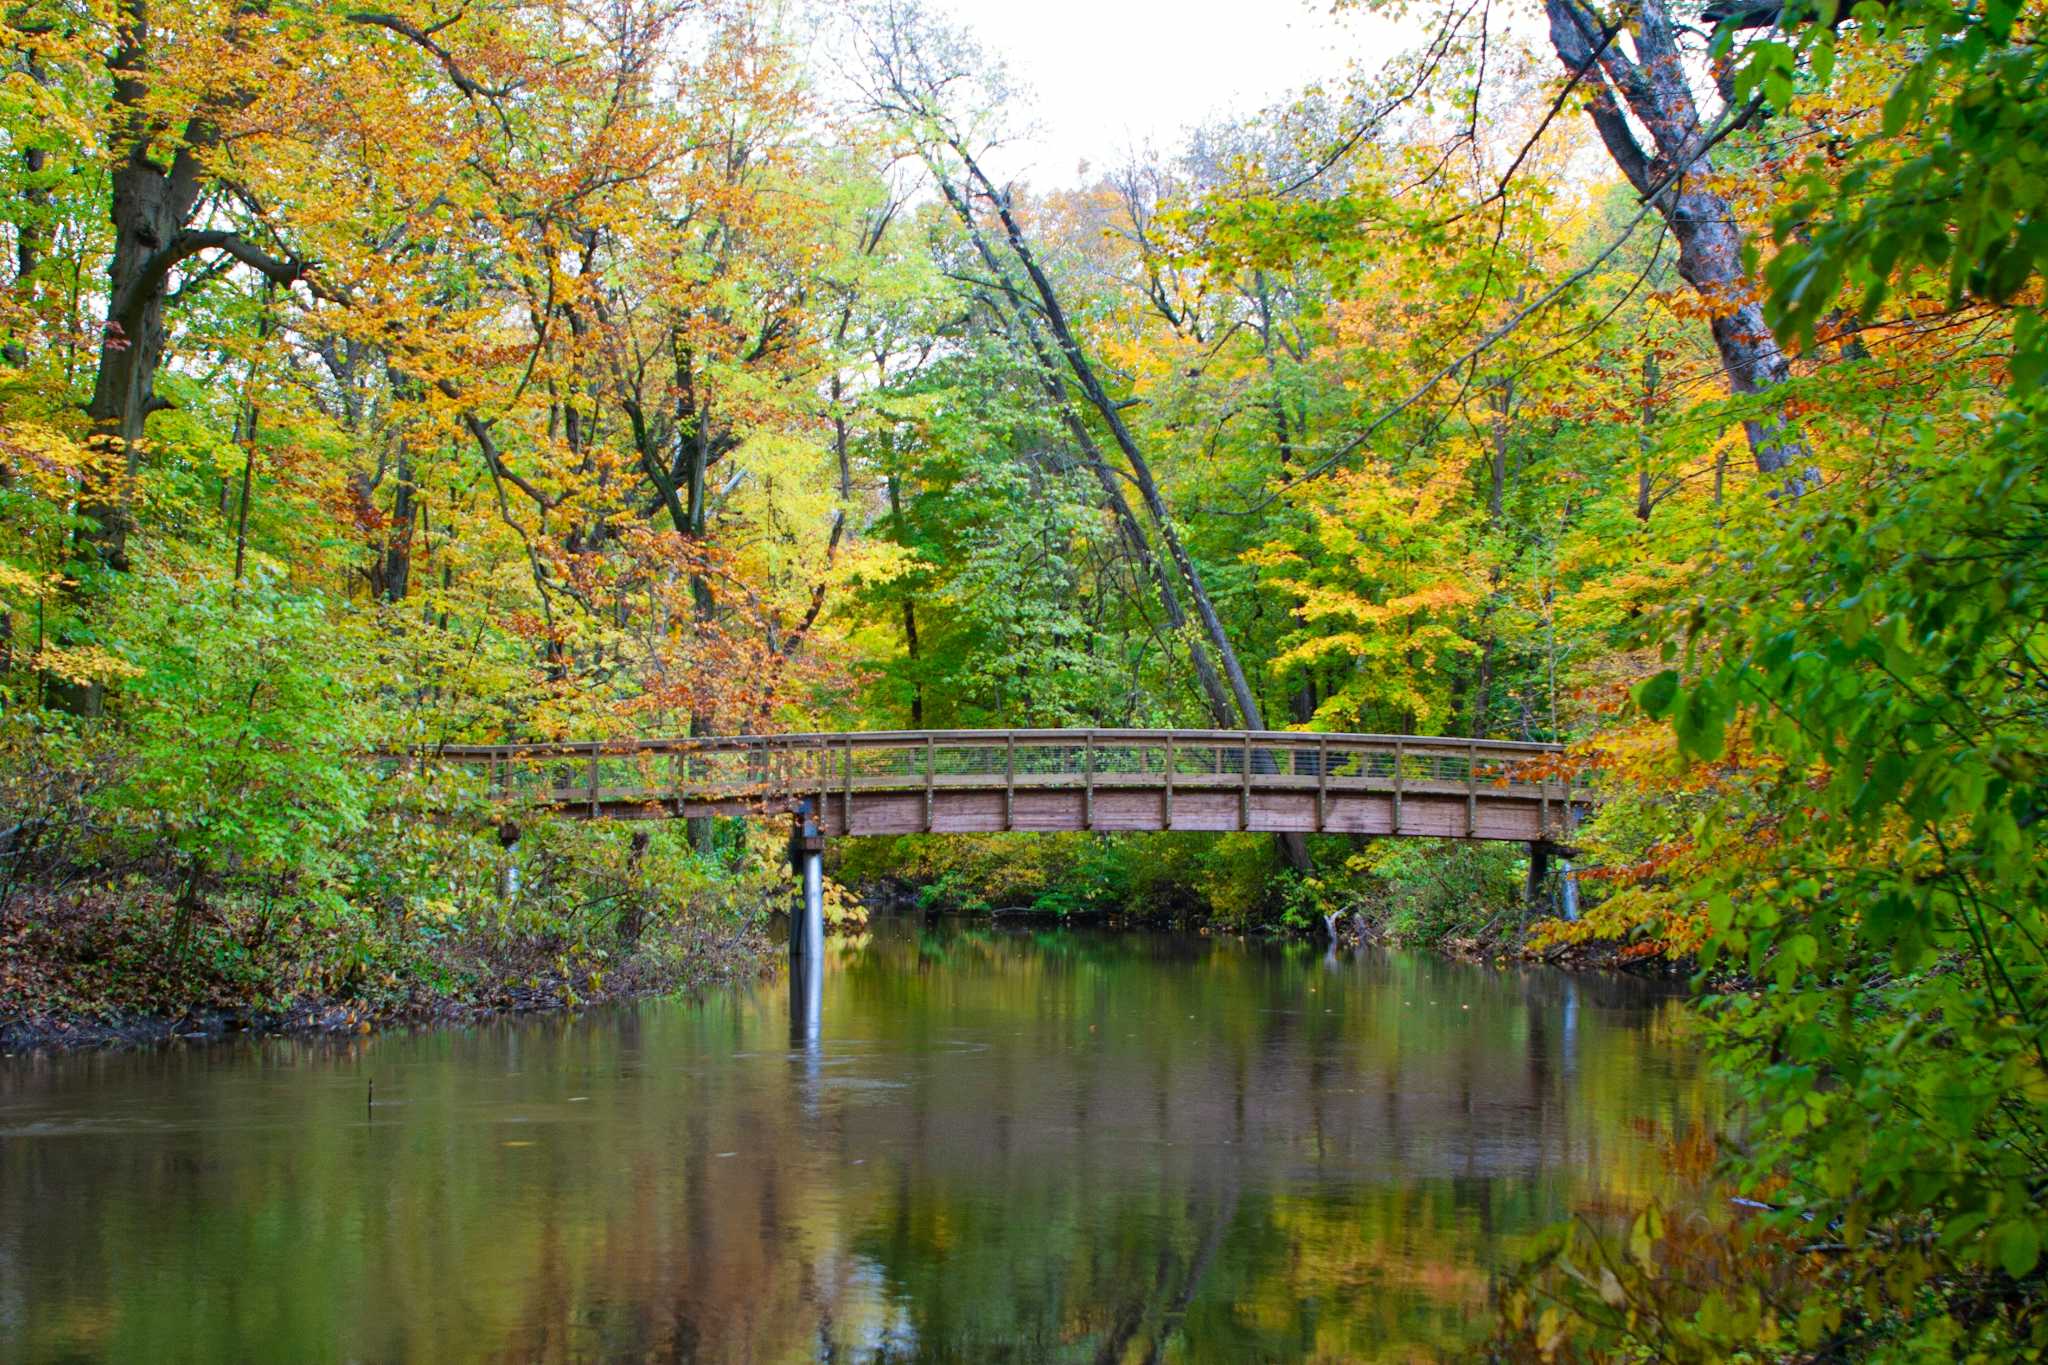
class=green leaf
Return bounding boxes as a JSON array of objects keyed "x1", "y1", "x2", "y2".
[
  {"x1": 1881, "y1": 80, "x2": 1915, "y2": 136},
  {"x1": 1991, "y1": 1220, "x2": 2040, "y2": 1278},
  {"x1": 1635, "y1": 669, "x2": 1681, "y2": 720},
  {"x1": 1674, "y1": 680, "x2": 1728, "y2": 762}
]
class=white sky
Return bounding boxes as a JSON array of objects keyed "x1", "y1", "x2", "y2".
[{"x1": 924, "y1": 0, "x2": 1413, "y2": 185}]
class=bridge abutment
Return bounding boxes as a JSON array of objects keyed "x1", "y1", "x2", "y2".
[{"x1": 1525, "y1": 841, "x2": 1551, "y2": 915}]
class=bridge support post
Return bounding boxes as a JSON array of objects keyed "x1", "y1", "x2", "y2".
[
  {"x1": 789, "y1": 798, "x2": 825, "y2": 964},
  {"x1": 496, "y1": 819, "x2": 522, "y2": 903}
]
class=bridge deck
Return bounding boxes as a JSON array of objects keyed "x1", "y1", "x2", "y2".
[{"x1": 395, "y1": 729, "x2": 1582, "y2": 843}]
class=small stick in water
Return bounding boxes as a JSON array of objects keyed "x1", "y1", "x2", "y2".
[{"x1": 367, "y1": 1078, "x2": 373, "y2": 1116}]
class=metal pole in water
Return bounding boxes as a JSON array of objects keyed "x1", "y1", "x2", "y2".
[
  {"x1": 1559, "y1": 789, "x2": 1583, "y2": 923},
  {"x1": 789, "y1": 798, "x2": 825, "y2": 963},
  {"x1": 800, "y1": 848, "x2": 824, "y2": 958},
  {"x1": 497, "y1": 819, "x2": 522, "y2": 904},
  {"x1": 788, "y1": 920, "x2": 823, "y2": 1118}
]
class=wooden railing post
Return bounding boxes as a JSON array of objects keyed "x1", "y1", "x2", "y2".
[
  {"x1": 588, "y1": 746, "x2": 600, "y2": 819},
  {"x1": 1316, "y1": 735, "x2": 1328, "y2": 833},
  {"x1": 817, "y1": 741, "x2": 829, "y2": 834},
  {"x1": 1083, "y1": 731, "x2": 1095, "y2": 830},
  {"x1": 1240, "y1": 732, "x2": 1252, "y2": 831},
  {"x1": 1393, "y1": 739, "x2": 1404, "y2": 834},
  {"x1": 1163, "y1": 732, "x2": 1175, "y2": 831},
  {"x1": 924, "y1": 734, "x2": 936, "y2": 832},
  {"x1": 1004, "y1": 732, "x2": 1016, "y2": 831},
  {"x1": 1466, "y1": 741, "x2": 1478, "y2": 837},
  {"x1": 842, "y1": 739, "x2": 854, "y2": 835}
]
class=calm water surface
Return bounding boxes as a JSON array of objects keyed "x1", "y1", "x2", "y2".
[{"x1": 0, "y1": 923, "x2": 1709, "y2": 1362}]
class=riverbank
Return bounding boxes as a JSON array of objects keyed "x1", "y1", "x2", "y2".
[
  {"x1": 0, "y1": 884, "x2": 773, "y2": 1054},
  {"x1": 867, "y1": 863, "x2": 1683, "y2": 979}
]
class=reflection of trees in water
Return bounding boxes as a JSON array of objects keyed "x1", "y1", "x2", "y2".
[
  {"x1": 0, "y1": 926, "x2": 1708, "y2": 1363},
  {"x1": 809, "y1": 924, "x2": 1705, "y2": 1360}
]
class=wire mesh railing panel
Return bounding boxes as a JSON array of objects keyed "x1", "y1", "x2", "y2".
[
  {"x1": 933, "y1": 744, "x2": 1004, "y2": 778},
  {"x1": 1197, "y1": 743, "x2": 1238, "y2": 777},
  {"x1": 1089, "y1": 743, "x2": 1150, "y2": 777},
  {"x1": 391, "y1": 731, "x2": 1573, "y2": 812},
  {"x1": 844, "y1": 746, "x2": 907, "y2": 781}
]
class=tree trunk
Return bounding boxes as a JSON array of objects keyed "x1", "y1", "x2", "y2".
[
  {"x1": 886, "y1": 475, "x2": 926, "y2": 727},
  {"x1": 52, "y1": 12, "x2": 209, "y2": 714},
  {"x1": 1545, "y1": 0, "x2": 1816, "y2": 493},
  {"x1": 82, "y1": 140, "x2": 208, "y2": 576},
  {"x1": 681, "y1": 355, "x2": 720, "y2": 855},
  {"x1": 2, "y1": 134, "x2": 49, "y2": 368},
  {"x1": 376, "y1": 445, "x2": 416, "y2": 601},
  {"x1": 56, "y1": 0, "x2": 303, "y2": 711},
  {"x1": 1636, "y1": 351, "x2": 1658, "y2": 523},
  {"x1": 932, "y1": 144, "x2": 1310, "y2": 872}
]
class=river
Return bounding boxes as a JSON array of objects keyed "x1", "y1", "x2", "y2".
[{"x1": 0, "y1": 921, "x2": 1708, "y2": 1362}]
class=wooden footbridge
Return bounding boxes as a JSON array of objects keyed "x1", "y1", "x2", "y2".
[
  {"x1": 400, "y1": 729, "x2": 1584, "y2": 963},
  {"x1": 406, "y1": 729, "x2": 1582, "y2": 845}
]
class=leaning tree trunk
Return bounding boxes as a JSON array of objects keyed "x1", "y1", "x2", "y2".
[
  {"x1": 992, "y1": 294, "x2": 1243, "y2": 730},
  {"x1": 960, "y1": 157, "x2": 1312, "y2": 871},
  {"x1": 922, "y1": 139, "x2": 1310, "y2": 871},
  {"x1": 1545, "y1": 0, "x2": 1816, "y2": 493}
]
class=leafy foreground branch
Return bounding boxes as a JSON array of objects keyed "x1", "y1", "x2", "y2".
[
  {"x1": 1499, "y1": 407, "x2": 2048, "y2": 1357},
  {"x1": 1492, "y1": 0, "x2": 2048, "y2": 1349}
]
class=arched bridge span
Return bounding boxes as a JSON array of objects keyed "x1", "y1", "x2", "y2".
[{"x1": 409, "y1": 729, "x2": 1583, "y2": 846}]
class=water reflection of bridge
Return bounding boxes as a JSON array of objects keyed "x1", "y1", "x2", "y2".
[{"x1": 789, "y1": 930, "x2": 1661, "y2": 1188}]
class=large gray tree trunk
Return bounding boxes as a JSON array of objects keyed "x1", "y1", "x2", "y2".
[
  {"x1": 1545, "y1": 0, "x2": 1816, "y2": 492},
  {"x1": 54, "y1": 0, "x2": 305, "y2": 712},
  {"x1": 83, "y1": 137, "x2": 209, "y2": 574}
]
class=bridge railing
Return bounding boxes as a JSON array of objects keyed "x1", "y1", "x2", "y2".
[{"x1": 387, "y1": 729, "x2": 1574, "y2": 815}]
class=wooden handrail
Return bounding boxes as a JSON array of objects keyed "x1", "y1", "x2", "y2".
[
  {"x1": 374, "y1": 727, "x2": 1588, "y2": 840},
  {"x1": 387, "y1": 727, "x2": 1567, "y2": 762}
]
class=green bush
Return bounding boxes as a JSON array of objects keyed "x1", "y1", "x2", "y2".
[{"x1": 97, "y1": 561, "x2": 368, "y2": 946}]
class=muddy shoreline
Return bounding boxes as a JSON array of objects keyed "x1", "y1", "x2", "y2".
[
  {"x1": 1, "y1": 915, "x2": 777, "y2": 1057},
  {"x1": 1, "y1": 954, "x2": 778, "y2": 1056}
]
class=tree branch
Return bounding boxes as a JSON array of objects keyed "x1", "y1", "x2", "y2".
[
  {"x1": 345, "y1": 10, "x2": 518, "y2": 102},
  {"x1": 114, "y1": 230, "x2": 308, "y2": 326}
]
